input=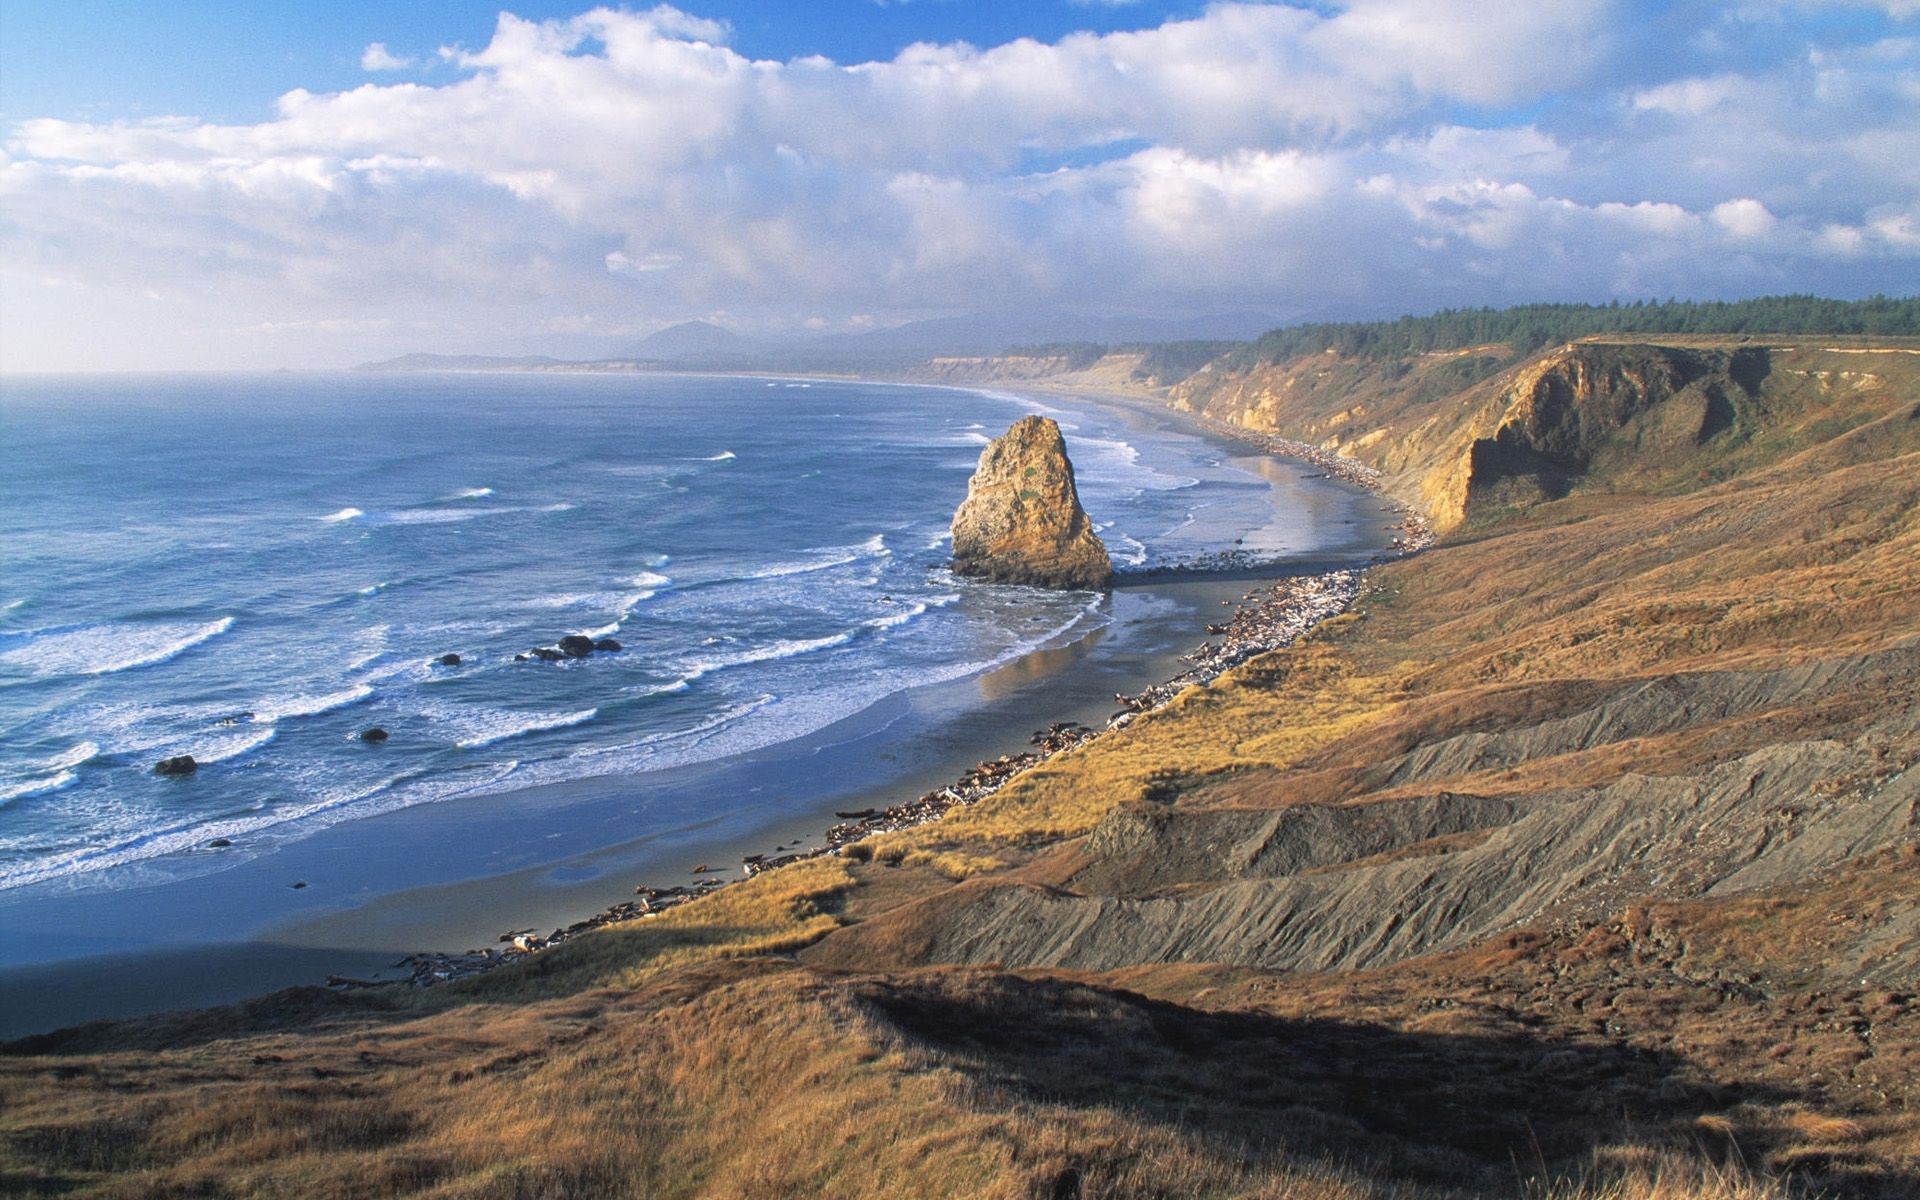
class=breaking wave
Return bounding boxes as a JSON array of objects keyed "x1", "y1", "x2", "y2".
[
  {"x1": 0, "y1": 617, "x2": 234, "y2": 679},
  {"x1": 453, "y1": 707, "x2": 598, "y2": 750}
]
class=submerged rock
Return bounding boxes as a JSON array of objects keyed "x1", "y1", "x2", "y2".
[
  {"x1": 154, "y1": 755, "x2": 198, "y2": 776},
  {"x1": 950, "y1": 415, "x2": 1111, "y2": 590}
]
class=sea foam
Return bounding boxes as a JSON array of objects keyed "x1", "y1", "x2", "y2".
[
  {"x1": 250, "y1": 685, "x2": 374, "y2": 724},
  {"x1": 453, "y1": 707, "x2": 598, "y2": 749},
  {"x1": 682, "y1": 632, "x2": 854, "y2": 678},
  {"x1": 0, "y1": 617, "x2": 234, "y2": 679}
]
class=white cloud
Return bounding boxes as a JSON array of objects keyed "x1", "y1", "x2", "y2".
[
  {"x1": 1712, "y1": 197, "x2": 1779, "y2": 238},
  {"x1": 3, "y1": 2, "x2": 1917, "y2": 370},
  {"x1": 360, "y1": 43, "x2": 415, "y2": 72}
]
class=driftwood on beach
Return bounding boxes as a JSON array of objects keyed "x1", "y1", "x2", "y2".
[{"x1": 355, "y1": 436, "x2": 1433, "y2": 991}]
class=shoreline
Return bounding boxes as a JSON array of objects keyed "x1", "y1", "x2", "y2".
[
  {"x1": 378, "y1": 387, "x2": 1430, "y2": 991},
  {"x1": 0, "y1": 382, "x2": 1415, "y2": 1033}
]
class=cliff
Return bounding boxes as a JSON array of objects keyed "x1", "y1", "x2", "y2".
[
  {"x1": 11, "y1": 331, "x2": 1920, "y2": 1200},
  {"x1": 950, "y1": 415, "x2": 1112, "y2": 590},
  {"x1": 1175, "y1": 334, "x2": 1920, "y2": 533}
]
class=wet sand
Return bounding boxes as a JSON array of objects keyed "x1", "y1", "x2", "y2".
[{"x1": 0, "y1": 393, "x2": 1403, "y2": 1040}]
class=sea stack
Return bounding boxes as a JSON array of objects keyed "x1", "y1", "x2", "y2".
[{"x1": 950, "y1": 415, "x2": 1112, "y2": 590}]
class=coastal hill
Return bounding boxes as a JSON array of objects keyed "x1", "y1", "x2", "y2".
[
  {"x1": 625, "y1": 320, "x2": 749, "y2": 362},
  {"x1": 6, "y1": 308, "x2": 1919, "y2": 1198}
]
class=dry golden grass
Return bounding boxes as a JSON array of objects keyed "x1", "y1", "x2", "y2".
[
  {"x1": 870, "y1": 646, "x2": 1415, "y2": 863},
  {"x1": 1538, "y1": 1153, "x2": 1798, "y2": 1200},
  {"x1": 454, "y1": 855, "x2": 856, "y2": 1002},
  {"x1": 1785, "y1": 1112, "x2": 1868, "y2": 1145},
  {"x1": 5, "y1": 336, "x2": 1918, "y2": 1198}
]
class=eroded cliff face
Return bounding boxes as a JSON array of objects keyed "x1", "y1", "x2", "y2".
[
  {"x1": 1177, "y1": 339, "x2": 1783, "y2": 533},
  {"x1": 951, "y1": 415, "x2": 1112, "y2": 590}
]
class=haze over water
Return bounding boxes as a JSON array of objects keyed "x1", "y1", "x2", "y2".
[{"x1": 0, "y1": 373, "x2": 1374, "y2": 905}]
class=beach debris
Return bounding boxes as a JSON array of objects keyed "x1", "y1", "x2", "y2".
[
  {"x1": 325, "y1": 431, "x2": 1431, "y2": 996},
  {"x1": 1117, "y1": 571, "x2": 1360, "y2": 712},
  {"x1": 325, "y1": 974, "x2": 382, "y2": 990},
  {"x1": 154, "y1": 755, "x2": 198, "y2": 776}
]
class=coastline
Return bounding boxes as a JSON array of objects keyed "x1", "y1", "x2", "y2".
[
  {"x1": 301, "y1": 386, "x2": 1429, "y2": 992},
  {"x1": 0, "y1": 382, "x2": 1412, "y2": 1037}
]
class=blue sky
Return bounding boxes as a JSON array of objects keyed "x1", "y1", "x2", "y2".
[
  {"x1": 1, "y1": 2, "x2": 1211, "y2": 122},
  {"x1": 2, "y1": 2, "x2": 1916, "y2": 370}
]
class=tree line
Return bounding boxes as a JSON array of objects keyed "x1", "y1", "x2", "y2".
[{"x1": 1230, "y1": 295, "x2": 1920, "y2": 366}]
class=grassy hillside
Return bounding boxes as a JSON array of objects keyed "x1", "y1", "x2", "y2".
[{"x1": 4, "y1": 333, "x2": 1917, "y2": 1199}]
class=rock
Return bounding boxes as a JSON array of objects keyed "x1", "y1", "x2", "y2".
[
  {"x1": 206, "y1": 838, "x2": 233, "y2": 848},
  {"x1": 290, "y1": 881, "x2": 308, "y2": 890},
  {"x1": 436, "y1": 653, "x2": 462, "y2": 667},
  {"x1": 155, "y1": 755, "x2": 198, "y2": 776},
  {"x1": 530, "y1": 647, "x2": 564, "y2": 662},
  {"x1": 514, "y1": 653, "x2": 529, "y2": 662},
  {"x1": 950, "y1": 415, "x2": 1111, "y2": 590},
  {"x1": 558, "y1": 634, "x2": 596, "y2": 658},
  {"x1": 593, "y1": 637, "x2": 622, "y2": 652},
  {"x1": 359, "y1": 727, "x2": 389, "y2": 743}
]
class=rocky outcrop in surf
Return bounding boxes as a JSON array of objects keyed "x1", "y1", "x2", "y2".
[{"x1": 950, "y1": 415, "x2": 1111, "y2": 590}]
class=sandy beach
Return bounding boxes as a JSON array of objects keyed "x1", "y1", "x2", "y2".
[{"x1": 0, "y1": 390, "x2": 1404, "y2": 1039}]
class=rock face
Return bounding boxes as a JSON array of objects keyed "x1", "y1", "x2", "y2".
[{"x1": 950, "y1": 416, "x2": 1112, "y2": 590}]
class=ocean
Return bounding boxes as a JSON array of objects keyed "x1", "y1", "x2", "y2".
[{"x1": 0, "y1": 372, "x2": 1382, "y2": 913}]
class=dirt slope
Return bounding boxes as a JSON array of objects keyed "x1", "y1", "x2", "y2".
[{"x1": 4, "y1": 334, "x2": 1917, "y2": 1199}]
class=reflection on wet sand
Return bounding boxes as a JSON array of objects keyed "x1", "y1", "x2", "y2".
[{"x1": 977, "y1": 622, "x2": 1109, "y2": 702}]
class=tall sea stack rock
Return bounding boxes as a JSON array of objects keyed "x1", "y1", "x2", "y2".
[{"x1": 950, "y1": 415, "x2": 1112, "y2": 590}]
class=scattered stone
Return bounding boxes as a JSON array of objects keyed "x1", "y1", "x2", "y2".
[
  {"x1": 325, "y1": 974, "x2": 381, "y2": 990},
  {"x1": 154, "y1": 755, "x2": 197, "y2": 776},
  {"x1": 437, "y1": 653, "x2": 462, "y2": 667},
  {"x1": 359, "y1": 727, "x2": 390, "y2": 743},
  {"x1": 326, "y1": 431, "x2": 1429, "y2": 994}
]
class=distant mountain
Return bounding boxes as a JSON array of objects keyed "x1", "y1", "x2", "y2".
[
  {"x1": 628, "y1": 321, "x2": 752, "y2": 361},
  {"x1": 355, "y1": 353, "x2": 564, "y2": 372},
  {"x1": 356, "y1": 311, "x2": 1283, "y2": 375},
  {"x1": 803, "y1": 311, "x2": 1281, "y2": 364}
]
